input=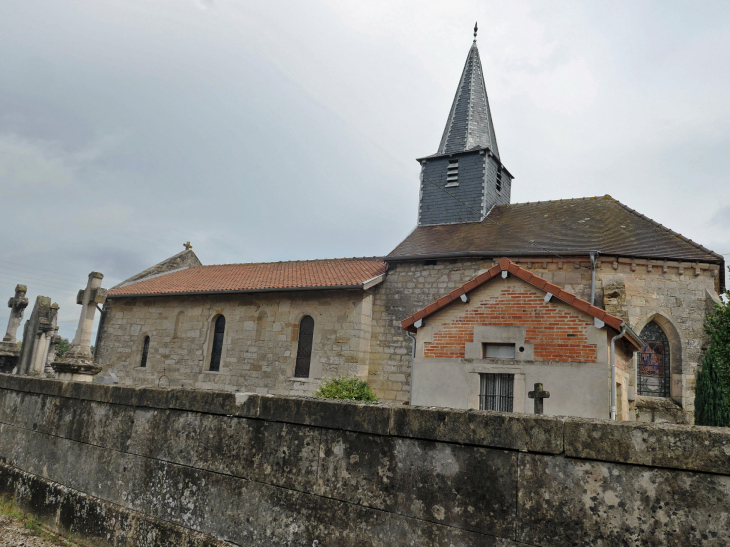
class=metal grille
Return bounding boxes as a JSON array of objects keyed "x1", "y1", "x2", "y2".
[
  {"x1": 638, "y1": 321, "x2": 670, "y2": 397},
  {"x1": 209, "y1": 315, "x2": 226, "y2": 372},
  {"x1": 140, "y1": 336, "x2": 150, "y2": 368},
  {"x1": 479, "y1": 373, "x2": 514, "y2": 412},
  {"x1": 294, "y1": 316, "x2": 315, "y2": 378}
]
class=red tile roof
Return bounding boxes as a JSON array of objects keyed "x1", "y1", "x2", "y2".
[
  {"x1": 401, "y1": 257, "x2": 643, "y2": 350},
  {"x1": 108, "y1": 258, "x2": 387, "y2": 297}
]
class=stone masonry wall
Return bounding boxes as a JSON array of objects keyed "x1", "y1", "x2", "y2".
[
  {"x1": 368, "y1": 256, "x2": 721, "y2": 418},
  {"x1": 1, "y1": 375, "x2": 730, "y2": 546},
  {"x1": 96, "y1": 289, "x2": 373, "y2": 397}
]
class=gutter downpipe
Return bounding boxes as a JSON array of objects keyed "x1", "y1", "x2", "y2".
[
  {"x1": 405, "y1": 331, "x2": 417, "y2": 405},
  {"x1": 590, "y1": 251, "x2": 597, "y2": 306},
  {"x1": 610, "y1": 324, "x2": 628, "y2": 420}
]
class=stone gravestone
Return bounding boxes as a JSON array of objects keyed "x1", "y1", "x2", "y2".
[
  {"x1": 528, "y1": 382, "x2": 550, "y2": 415},
  {"x1": 43, "y1": 304, "x2": 60, "y2": 377},
  {"x1": 0, "y1": 285, "x2": 29, "y2": 373},
  {"x1": 53, "y1": 272, "x2": 107, "y2": 382},
  {"x1": 17, "y1": 295, "x2": 57, "y2": 376}
]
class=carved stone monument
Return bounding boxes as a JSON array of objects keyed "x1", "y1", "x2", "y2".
[
  {"x1": 53, "y1": 272, "x2": 107, "y2": 382},
  {"x1": 0, "y1": 285, "x2": 29, "y2": 373},
  {"x1": 43, "y1": 304, "x2": 60, "y2": 377},
  {"x1": 17, "y1": 295, "x2": 56, "y2": 376}
]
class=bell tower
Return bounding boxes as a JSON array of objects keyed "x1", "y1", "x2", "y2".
[{"x1": 418, "y1": 24, "x2": 513, "y2": 225}]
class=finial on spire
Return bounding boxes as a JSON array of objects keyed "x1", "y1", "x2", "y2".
[{"x1": 473, "y1": 22, "x2": 478, "y2": 42}]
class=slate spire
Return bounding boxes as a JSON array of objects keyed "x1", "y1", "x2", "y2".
[{"x1": 437, "y1": 33, "x2": 499, "y2": 158}]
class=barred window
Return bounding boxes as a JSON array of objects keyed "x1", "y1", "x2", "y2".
[
  {"x1": 479, "y1": 373, "x2": 514, "y2": 412},
  {"x1": 209, "y1": 315, "x2": 226, "y2": 372},
  {"x1": 140, "y1": 336, "x2": 150, "y2": 368},
  {"x1": 294, "y1": 315, "x2": 315, "y2": 378}
]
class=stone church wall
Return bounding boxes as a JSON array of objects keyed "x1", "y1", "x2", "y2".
[
  {"x1": 96, "y1": 289, "x2": 373, "y2": 397},
  {"x1": 369, "y1": 256, "x2": 721, "y2": 420},
  {"x1": 1, "y1": 375, "x2": 730, "y2": 546}
]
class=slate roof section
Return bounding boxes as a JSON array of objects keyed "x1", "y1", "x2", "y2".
[
  {"x1": 388, "y1": 196, "x2": 724, "y2": 264},
  {"x1": 401, "y1": 257, "x2": 644, "y2": 350},
  {"x1": 108, "y1": 258, "x2": 387, "y2": 297},
  {"x1": 436, "y1": 42, "x2": 499, "y2": 158}
]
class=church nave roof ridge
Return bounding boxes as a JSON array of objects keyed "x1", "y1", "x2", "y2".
[
  {"x1": 200, "y1": 256, "x2": 385, "y2": 268},
  {"x1": 107, "y1": 256, "x2": 387, "y2": 298}
]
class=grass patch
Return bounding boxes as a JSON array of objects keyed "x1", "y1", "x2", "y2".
[{"x1": 0, "y1": 494, "x2": 86, "y2": 545}]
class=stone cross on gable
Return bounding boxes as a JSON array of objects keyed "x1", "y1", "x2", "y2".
[
  {"x1": 53, "y1": 272, "x2": 107, "y2": 382},
  {"x1": 528, "y1": 383, "x2": 550, "y2": 415},
  {"x1": 184, "y1": 241, "x2": 193, "y2": 250},
  {"x1": 3, "y1": 284, "x2": 29, "y2": 343}
]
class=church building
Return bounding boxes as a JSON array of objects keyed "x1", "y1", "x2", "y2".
[{"x1": 95, "y1": 30, "x2": 725, "y2": 424}]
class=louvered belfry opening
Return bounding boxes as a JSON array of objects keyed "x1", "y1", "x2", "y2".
[
  {"x1": 295, "y1": 315, "x2": 315, "y2": 378},
  {"x1": 209, "y1": 315, "x2": 226, "y2": 372},
  {"x1": 446, "y1": 159, "x2": 459, "y2": 187}
]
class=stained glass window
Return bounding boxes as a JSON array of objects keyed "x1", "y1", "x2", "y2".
[
  {"x1": 140, "y1": 336, "x2": 150, "y2": 368},
  {"x1": 638, "y1": 321, "x2": 670, "y2": 397},
  {"x1": 294, "y1": 316, "x2": 314, "y2": 378},
  {"x1": 209, "y1": 315, "x2": 225, "y2": 372},
  {"x1": 479, "y1": 373, "x2": 514, "y2": 412}
]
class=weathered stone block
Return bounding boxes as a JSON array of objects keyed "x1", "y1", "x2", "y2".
[
  {"x1": 390, "y1": 405, "x2": 564, "y2": 453},
  {"x1": 258, "y1": 395, "x2": 390, "y2": 435},
  {"x1": 565, "y1": 417, "x2": 730, "y2": 475},
  {"x1": 517, "y1": 453, "x2": 730, "y2": 546}
]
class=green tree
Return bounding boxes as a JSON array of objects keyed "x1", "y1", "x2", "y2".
[
  {"x1": 54, "y1": 338, "x2": 71, "y2": 360},
  {"x1": 315, "y1": 376, "x2": 378, "y2": 402},
  {"x1": 695, "y1": 290, "x2": 730, "y2": 427}
]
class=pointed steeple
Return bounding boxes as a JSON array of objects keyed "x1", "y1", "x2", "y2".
[
  {"x1": 437, "y1": 30, "x2": 499, "y2": 158},
  {"x1": 416, "y1": 25, "x2": 512, "y2": 226}
]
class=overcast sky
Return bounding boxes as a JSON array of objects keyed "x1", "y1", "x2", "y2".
[{"x1": 1, "y1": 0, "x2": 728, "y2": 342}]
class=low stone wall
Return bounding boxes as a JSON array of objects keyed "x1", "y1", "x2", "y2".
[{"x1": 0, "y1": 374, "x2": 729, "y2": 546}]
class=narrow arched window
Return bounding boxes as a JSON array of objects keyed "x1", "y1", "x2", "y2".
[
  {"x1": 209, "y1": 315, "x2": 226, "y2": 372},
  {"x1": 256, "y1": 311, "x2": 268, "y2": 342},
  {"x1": 140, "y1": 336, "x2": 150, "y2": 368},
  {"x1": 638, "y1": 321, "x2": 671, "y2": 397},
  {"x1": 294, "y1": 315, "x2": 314, "y2": 378},
  {"x1": 173, "y1": 311, "x2": 185, "y2": 338}
]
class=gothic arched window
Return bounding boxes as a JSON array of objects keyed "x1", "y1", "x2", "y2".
[
  {"x1": 140, "y1": 336, "x2": 150, "y2": 368},
  {"x1": 294, "y1": 315, "x2": 314, "y2": 378},
  {"x1": 638, "y1": 321, "x2": 671, "y2": 397},
  {"x1": 209, "y1": 315, "x2": 226, "y2": 372}
]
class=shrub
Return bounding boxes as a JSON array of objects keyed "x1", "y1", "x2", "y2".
[
  {"x1": 315, "y1": 376, "x2": 378, "y2": 402},
  {"x1": 695, "y1": 290, "x2": 730, "y2": 427}
]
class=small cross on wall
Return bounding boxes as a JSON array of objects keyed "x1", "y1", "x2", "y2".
[
  {"x1": 528, "y1": 383, "x2": 550, "y2": 415},
  {"x1": 183, "y1": 241, "x2": 193, "y2": 250}
]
